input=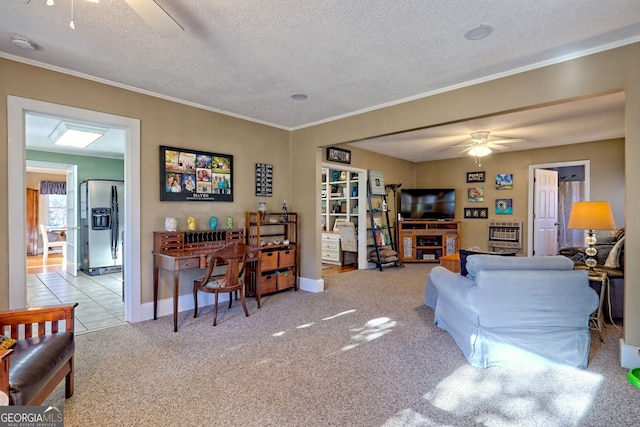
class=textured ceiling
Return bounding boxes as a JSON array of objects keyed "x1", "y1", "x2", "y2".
[{"x1": 2, "y1": 1, "x2": 639, "y2": 160}]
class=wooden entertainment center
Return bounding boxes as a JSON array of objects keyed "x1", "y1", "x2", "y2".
[{"x1": 398, "y1": 220, "x2": 460, "y2": 263}]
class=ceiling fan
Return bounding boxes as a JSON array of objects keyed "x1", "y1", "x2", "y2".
[
  {"x1": 123, "y1": 0, "x2": 183, "y2": 38},
  {"x1": 455, "y1": 131, "x2": 525, "y2": 165},
  {"x1": 46, "y1": 0, "x2": 183, "y2": 38}
]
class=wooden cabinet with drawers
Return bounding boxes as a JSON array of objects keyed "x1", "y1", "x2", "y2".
[{"x1": 321, "y1": 231, "x2": 342, "y2": 265}]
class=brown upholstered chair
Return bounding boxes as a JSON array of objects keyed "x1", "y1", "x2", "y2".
[
  {"x1": 193, "y1": 242, "x2": 250, "y2": 326},
  {"x1": 0, "y1": 303, "x2": 78, "y2": 405}
]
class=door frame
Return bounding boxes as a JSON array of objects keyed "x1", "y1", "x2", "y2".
[
  {"x1": 7, "y1": 96, "x2": 142, "y2": 322},
  {"x1": 527, "y1": 160, "x2": 590, "y2": 256}
]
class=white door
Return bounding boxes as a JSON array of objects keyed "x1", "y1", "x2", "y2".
[
  {"x1": 66, "y1": 165, "x2": 78, "y2": 276},
  {"x1": 533, "y1": 168, "x2": 559, "y2": 256}
]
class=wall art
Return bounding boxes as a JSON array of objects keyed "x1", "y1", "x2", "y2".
[
  {"x1": 495, "y1": 173, "x2": 513, "y2": 190},
  {"x1": 466, "y1": 171, "x2": 486, "y2": 182},
  {"x1": 467, "y1": 186, "x2": 484, "y2": 202},
  {"x1": 495, "y1": 198, "x2": 513, "y2": 214},
  {"x1": 327, "y1": 146, "x2": 351, "y2": 164},
  {"x1": 464, "y1": 207, "x2": 488, "y2": 219},
  {"x1": 255, "y1": 163, "x2": 273, "y2": 197},
  {"x1": 368, "y1": 170, "x2": 386, "y2": 195},
  {"x1": 160, "y1": 145, "x2": 233, "y2": 202}
]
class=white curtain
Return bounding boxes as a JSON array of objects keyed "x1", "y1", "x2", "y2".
[{"x1": 558, "y1": 180, "x2": 585, "y2": 248}]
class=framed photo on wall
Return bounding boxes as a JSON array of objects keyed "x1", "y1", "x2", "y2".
[
  {"x1": 160, "y1": 145, "x2": 233, "y2": 202},
  {"x1": 496, "y1": 198, "x2": 513, "y2": 214},
  {"x1": 466, "y1": 171, "x2": 486, "y2": 183},
  {"x1": 464, "y1": 207, "x2": 488, "y2": 218},
  {"x1": 369, "y1": 170, "x2": 386, "y2": 195}
]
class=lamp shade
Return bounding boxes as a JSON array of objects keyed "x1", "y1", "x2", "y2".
[{"x1": 567, "y1": 201, "x2": 616, "y2": 230}]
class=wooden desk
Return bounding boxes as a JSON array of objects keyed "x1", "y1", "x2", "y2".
[
  {"x1": 153, "y1": 246, "x2": 259, "y2": 332},
  {"x1": 439, "y1": 253, "x2": 460, "y2": 273},
  {"x1": 152, "y1": 229, "x2": 247, "y2": 332}
]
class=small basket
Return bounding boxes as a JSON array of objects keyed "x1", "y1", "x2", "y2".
[
  {"x1": 278, "y1": 249, "x2": 296, "y2": 268},
  {"x1": 260, "y1": 251, "x2": 278, "y2": 270}
]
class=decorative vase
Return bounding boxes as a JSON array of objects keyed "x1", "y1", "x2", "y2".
[
  {"x1": 209, "y1": 216, "x2": 218, "y2": 230},
  {"x1": 226, "y1": 216, "x2": 233, "y2": 229},
  {"x1": 187, "y1": 216, "x2": 196, "y2": 230},
  {"x1": 352, "y1": 186, "x2": 358, "y2": 197},
  {"x1": 258, "y1": 202, "x2": 267, "y2": 221},
  {"x1": 165, "y1": 217, "x2": 177, "y2": 232}
]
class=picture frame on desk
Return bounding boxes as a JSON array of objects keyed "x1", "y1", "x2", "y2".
[{"x1": 160, "y1": 145, "x2": 233, "y2": 202}]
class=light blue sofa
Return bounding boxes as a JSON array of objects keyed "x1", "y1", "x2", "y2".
[{"x1": 425, "y1": 255, "x2": 598, "y2": 368}]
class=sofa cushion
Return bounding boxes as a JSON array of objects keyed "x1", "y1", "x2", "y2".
[
  {"x1": 459, "y1": 249, "x2": 515, "y2": 277},
  {"x1": 465, "y1": 255, "x2": 573, "y2": 280},
  {"x1": 9, "y1": 332, "x2": 74, "y2": 406}
]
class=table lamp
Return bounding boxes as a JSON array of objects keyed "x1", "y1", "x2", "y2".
[{"x1": 567, "y1": 201, "x2": 616, "y2": 269}]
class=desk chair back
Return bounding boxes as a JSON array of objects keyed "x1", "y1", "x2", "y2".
[{"x1": 193, "y1": 241, "x2": 250, "y2": 326}]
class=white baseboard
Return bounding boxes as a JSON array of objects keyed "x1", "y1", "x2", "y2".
[
  {"x1": 299, "y1": 276, "x2": 324, "y2": 292},
  {"x1": 130, "y1": 279, "x2": 324, "y2": 324},
  {"x1": 620, "y1": 338, "x2": 640, "y2": 369}
]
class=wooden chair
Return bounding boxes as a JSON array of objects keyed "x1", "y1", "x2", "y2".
[
  {"x1": 0, "y1": 304, "x2": 77, "y2": 405},
  {"x1": 337, "y1": 222, "x2": 358, "y2": 267},
  {"x1": 39, "y1": 224, "x2": 66, "y2": 262},
  {"x1": 193, "y1": 241, "x2": 250, "y2": 326}
]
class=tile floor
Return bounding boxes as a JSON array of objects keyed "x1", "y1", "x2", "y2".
[{"x1": 27, "y1": 271, "x2": 125, "y2": 334}]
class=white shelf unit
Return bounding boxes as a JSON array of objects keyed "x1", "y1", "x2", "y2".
[
  {"x1": 320, "y1": 164, "x2": 368, "y2": 268},
  {"x1": 321, "y1": 167, "x2": 362, "y2": 232}
]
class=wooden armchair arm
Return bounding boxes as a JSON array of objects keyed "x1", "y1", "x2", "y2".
[
  {"x1": 0, "y1": 303, "x2": 78, "y2": 339},
  {"x1": 1, "y1": 349, "x2": 12, "y2": 396}
]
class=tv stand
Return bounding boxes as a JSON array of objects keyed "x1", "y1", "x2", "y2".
[{"x1": 398, "y1": 220, "x2": 460, "y2": 263}]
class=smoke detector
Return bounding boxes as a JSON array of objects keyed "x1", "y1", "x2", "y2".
[{"x1": 10, "y1": 36, "x2": 36, "y2": 50}]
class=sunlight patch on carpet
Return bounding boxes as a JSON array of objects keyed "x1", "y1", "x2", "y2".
[{"x1": 424, "y1": 364, "x2": 603, "y2": 426}]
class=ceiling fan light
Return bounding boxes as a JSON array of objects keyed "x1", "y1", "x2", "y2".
[{"x1": 469, "y1": 145, "x2": 491, "y2": 157}]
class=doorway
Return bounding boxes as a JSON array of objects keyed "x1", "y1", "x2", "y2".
[
  {"x1": 7, "y1": 96, "x2": 142, "y2": 323},
  {"x1": 527, "y1": 160, "x2": 590, "y2": 256}
]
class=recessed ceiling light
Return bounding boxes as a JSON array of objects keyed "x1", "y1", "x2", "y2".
[
  {"x1": 10, "y1": 36, "x2": 36, "y2": 50},
  {"x1": 291, "y1": 94, "x2": 308, "y2": 101},
  {"x1": 49, "y1": 121, "x2": 107, "y2": 148},
  {"x1": 465, "y1": 24, "x2": 493, "y2": 40}
]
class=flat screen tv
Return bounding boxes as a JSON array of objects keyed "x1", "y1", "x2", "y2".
[{"x1": 399, "y1": 189, "x2": 456, "y2": 220}]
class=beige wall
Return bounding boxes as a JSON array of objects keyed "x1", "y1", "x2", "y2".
[
  {"x1": 415, "y1": 139, "x2": 625, "y2": 252},
  {"x1": 292, "y1": 43, "x2": 640, "y2": 349},
  {"x1": 1, "y1": 58, "x2": 290, "y2": 305},
  {"x1": 26, "y1": 172, "x2": 65, "y2": 190}
]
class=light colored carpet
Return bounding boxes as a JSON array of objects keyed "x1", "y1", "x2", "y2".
[{"x1": 44, "y1": 264, "x2": 637, "y2": 426}]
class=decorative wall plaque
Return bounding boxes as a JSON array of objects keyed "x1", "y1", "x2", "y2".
[{"x1": 255, "y1": 163, "x2": 273, "y2": 197}]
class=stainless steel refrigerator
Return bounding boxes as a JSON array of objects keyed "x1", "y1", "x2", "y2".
[{"x1": 80, "y1": 179, "x2": 124, "y2": 275}]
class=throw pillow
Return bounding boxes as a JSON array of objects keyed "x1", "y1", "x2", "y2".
[
  {"x1": 368, "y1": 248, "x2": 397, "y2": 258},
  {"x1": 458, "y1": 249, "x2": 516, "y2": 277},
  {"x1": 604, "y1": 235, "x2": 625, "y2": 268},
  {"x1": 0, "y1": 335, "x2": 17, "y2": 350}
]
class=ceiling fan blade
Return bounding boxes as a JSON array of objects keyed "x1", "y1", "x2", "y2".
[
  {"x1": 489, "y1": 138, "x2": 526, "y2": 144},
  {"x1": 124, "y1": 0, "x2": 183, "y2": 38}
]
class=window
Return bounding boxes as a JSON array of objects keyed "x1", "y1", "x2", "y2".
[{"x1": 45, "y1": 194, "x2": 67, "y2": 227}]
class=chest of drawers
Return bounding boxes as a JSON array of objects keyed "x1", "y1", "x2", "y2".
[{"x1": 322, "y1": 232, "x2": 342, "y2": 265}]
